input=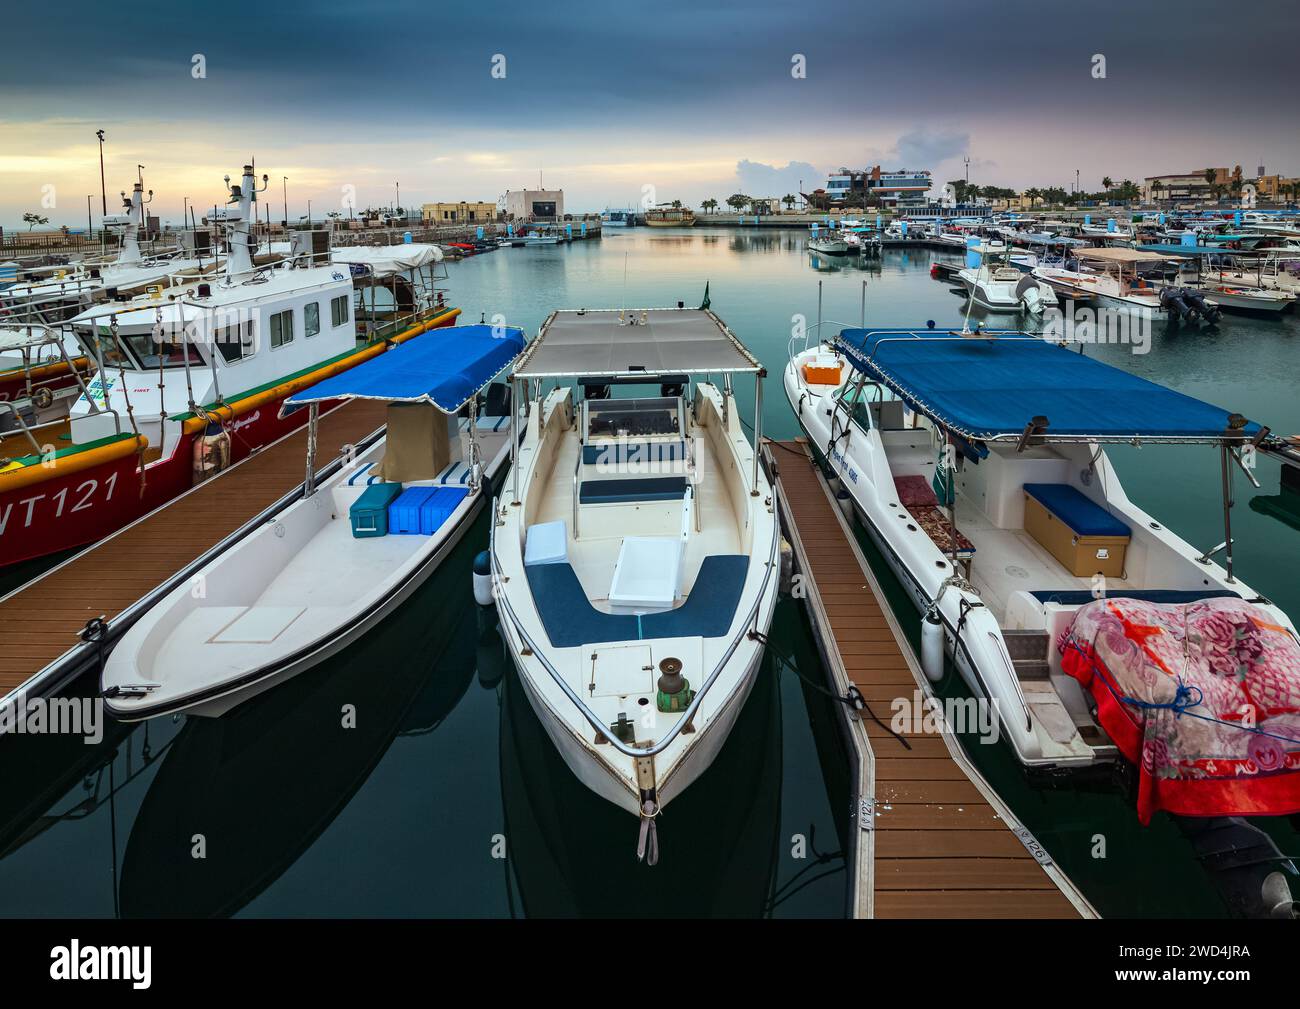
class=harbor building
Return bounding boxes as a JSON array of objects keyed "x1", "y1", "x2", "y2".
[
  {"x1": 421, "y1": 201, "x2": 498, "y2": 223},
  {"x1": 1141, "y1": 168, "x2": 1229, "y2": 204},
  {"x1": 1255, "y1": 174, "x2": 1300, "y2": 203},
  {"x1": 504, "y1": 188, "x2": 565, "y2": 221},
  {"x1": 806, "y1": 167, "x2": 931, "y2": 211}
]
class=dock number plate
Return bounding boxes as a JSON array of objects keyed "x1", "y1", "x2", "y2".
[
  {"x1": 858, "y1": 797, "x2": 875, "y2": 832},
  {"x1": 1013, "y1": 826, "x2": 1053, "y2": 866}
]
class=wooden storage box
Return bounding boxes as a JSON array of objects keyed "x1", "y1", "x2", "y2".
[{"x1": 1022, "y1": 483, "x2": 1129, "y2": 578}]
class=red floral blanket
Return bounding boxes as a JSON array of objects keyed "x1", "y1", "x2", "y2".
[{"x1": 1060, "y1": 596, "x2": 1300, "y2": 823}]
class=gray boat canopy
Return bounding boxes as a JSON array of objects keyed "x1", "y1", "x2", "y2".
[{"x1": 511, "y1": 308, "x2": 762, "y2": 380}]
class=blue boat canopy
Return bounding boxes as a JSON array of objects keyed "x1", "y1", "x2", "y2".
[
  {"x1": 283, "y1": 324, "x2": 526, "y2": 416},
  {"x1": 834, "y1": 329, "x2": 1259, "y2": 444}
]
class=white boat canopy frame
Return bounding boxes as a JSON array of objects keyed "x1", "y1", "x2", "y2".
[
  {"x1": 510, "y1": 307, "x2": 762, "y2": 380},
  {"x1": 508, "y1": 307, "x2": 768, "y2": 501}
]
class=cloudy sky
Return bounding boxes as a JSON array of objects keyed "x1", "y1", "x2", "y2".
[{"x1": 1, "y1": 0, "x2": 1296, "y2": 228}]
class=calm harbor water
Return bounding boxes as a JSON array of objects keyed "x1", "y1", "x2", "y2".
[{"x1": 2, "y1": 226, "x2": 1297, "y2": 917}]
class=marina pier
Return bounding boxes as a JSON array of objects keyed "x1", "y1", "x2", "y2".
[{"x1": 766, "y1": 440, "x2": 1093, "y2": 918}]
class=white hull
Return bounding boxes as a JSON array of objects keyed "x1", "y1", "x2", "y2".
[
  {"x1": 103, "y1": 425, "x2": 513, "y2": 720},
  {"x1": 783, "y1": 344, "x2": 1293, "y2": 770},
  {"x1": 492, "y1": 334, "x2": 780, "y2": 817}
]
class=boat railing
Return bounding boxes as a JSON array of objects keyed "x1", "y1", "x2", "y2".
[
  {"x1": 789, "y1": 318, "x2": 859, "y2": 359},
  {"x1": 489, "y1": 499, "x2": 778, "y2": 760},
  {"x1": 0, "y1": 324, "x2": 115, "y2": 455}
]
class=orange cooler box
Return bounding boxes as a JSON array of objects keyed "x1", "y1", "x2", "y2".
[
  {"x1": 802, "y1": 354, "x2": 843, "y2": 386},
  {"x1": 1023, "y1": 483, "x2": 1130, "y2": 578}
]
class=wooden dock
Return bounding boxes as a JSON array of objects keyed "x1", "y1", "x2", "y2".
[
  {"x1": 0, "y1": 400, "x2": 388, "y2": 701},
  {"x1": 764, "y1": 439, "x2": 1094, "y2": 919}
]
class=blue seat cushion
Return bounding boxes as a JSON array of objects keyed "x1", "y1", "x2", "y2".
[
  {"x1": 1031, "y1": 588, "x2": 1241, "y2": 606},
  {"x1": 579, "y1": 476, "x2": 687, "y2": 505},
  {"x1": 525, "y1": 555, "x2": 748, "y2": 648},
  {"x1": 1023, "y1": 483, "x2": 1130, "y2": 538}
]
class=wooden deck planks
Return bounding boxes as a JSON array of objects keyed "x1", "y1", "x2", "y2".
[
  {"x1": 770, "y1": 440, "x2": 1082, "y2": 919},
  {"x1": 0, "y1": 401, "x2": 388, "y2": 693}
]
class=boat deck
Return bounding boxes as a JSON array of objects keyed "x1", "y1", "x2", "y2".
[
  {"x1": 0, "y1": 400, "x2": 389, "y2": 699},
  {"x1": 765, "y1": 438, "x2": 1092, "y2": 919}
]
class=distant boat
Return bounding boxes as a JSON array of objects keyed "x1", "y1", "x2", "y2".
[
  {"x1": 808, "y1": 233, "x2": 850, "y2": 255},
  {"x1": 644, "y1": 206, "x2": 695, "y2": 227},
  {"x1": 601, "y1": 209, "x2": 637, "y2": 227}
]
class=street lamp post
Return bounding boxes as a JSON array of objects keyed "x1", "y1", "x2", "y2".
[
  {"x1": 96, "y1": 129, "x2": 107, "y2": 216},
  {"x1": 282, "y1": 176, "x2": 288, "y2": 229}
]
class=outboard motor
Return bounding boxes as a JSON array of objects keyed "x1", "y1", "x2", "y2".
[
  {"x1": 1176, "y1": 816, "x2": 1298, "y2": 918},
  {"x1": 1159, "y1": 286, "x2": 1193, "y2": 322},
  {"x1": 1183, "y1": 289, "x2": 1221, "y2": 323},
  {"x1": 1014, "y1": 274, "x2": 1045, "y2": 314}
]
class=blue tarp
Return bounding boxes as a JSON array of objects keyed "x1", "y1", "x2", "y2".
[
  {"x1": 834, "y1": 329, "x2": 1258, "y2": 443},
  {"x1": 284, "y1": 324, "x2": 526, "y2": 415}
]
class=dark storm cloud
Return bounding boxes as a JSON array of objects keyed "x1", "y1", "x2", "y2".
[{"x1": 1, "y1": 0, "x2": 1296, "y2": 134}]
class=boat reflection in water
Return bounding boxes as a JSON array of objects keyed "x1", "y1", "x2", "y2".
[
  {"x1": 116, "y1": 523, "x2": 483, "y2": 918},
  {"x1": 496, "y1": 637, "x2": 783, "y2": 918}
]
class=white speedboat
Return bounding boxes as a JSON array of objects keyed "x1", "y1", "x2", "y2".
[
  {"x1": 785, "y1": 327, "x2": 1294, "y2": 772},
  {"x1": 958, "y1": 263, "x2": 1058, "y2": 313},
  {"x1": 1032, "y1": 247, "x2": 1184, "y2": 318},
  {"x1": 489, "y1": 307, "x2": 780, "y2": 861},
  {"x1": 808, "y1": 233, "x2": 850, "y2": 255},
  {"x1": 101, "y1": 323, "x2": 525, "y2": 719}
]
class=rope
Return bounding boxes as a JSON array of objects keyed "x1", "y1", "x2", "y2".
[
  {"x1": 1061, "y1": 635, "x2": 1300, "y2": 746},
  {"x1": 749, "y1": 629, "x2": 912, "y2": 750}
]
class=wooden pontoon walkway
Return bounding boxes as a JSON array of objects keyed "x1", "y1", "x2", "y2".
[
  {"x1": 0, "y1": 401, "x2": 388, "y2": 699},
  {"x1": 765, "y1": 439, "x2": 1095, "y2": 919}
]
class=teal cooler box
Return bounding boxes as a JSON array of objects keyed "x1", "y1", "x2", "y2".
[{"x1": 350, "y1": 482, "x2": 403, "y2": 537}]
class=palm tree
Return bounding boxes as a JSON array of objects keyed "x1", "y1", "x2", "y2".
[
  {"x1": 1102, "y1": 176, "x2": 1113, "y2": 192},
  {"x1": 701, "y1": 198, "x2": 718, "y2": 214},
  {"x1": 782, "y1": 194, "x2": 796, "y2": 211},
  {"x1": 670, "y1": 199, "x2": 682, "y2": 209}
]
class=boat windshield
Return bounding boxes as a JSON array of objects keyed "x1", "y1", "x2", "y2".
[
  {"x1": 587, "y1": 395, "x2": 680, "y2": 439},
  {"x1": 75, "y1": 326, "x2": 201, "y2": 371}
]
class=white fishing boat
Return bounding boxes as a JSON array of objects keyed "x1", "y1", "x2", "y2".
[
  {"x1": 100, "y1": 323, "x2": 525, "y2": 719},
  {"x1": 0, "y1": 174, "x2": 213, "y2": 327},
  {"x1": 1032, "y1": 247, "x2": 1189, "y2": 319},
  {"x1": 957, "y1": 262, "x2": 1058, "y2": 314},
  {"x1": 808, "y1": 232, "x2": 850, "y2": 255},
  {"x1": 1204, "y1": 251, "x2": 1300, "y2": 295},
  {"x1": 785, "y1": 326, "x2": 1296, "y2": 771},
  {"x1": 489, "y1": 307, "x2": 779, "y2": 861},
  {"x1": 1132, "y1": 244, "x2": 1292, "y2": 316}
]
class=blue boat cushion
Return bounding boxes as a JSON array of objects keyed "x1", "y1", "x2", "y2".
[
  {"x1": 1023, "y1": 483, "x2": 1130, "y2": 538},
  {"x1": 579, "y1": 476, "x2": 687, "y2": 505},
  {"x1": 388, "y1": 486, "x2": 470, "y2": 535},
  {"x1": 1031, "y1": 588, "x2": 1241, "y2": 606},
  {"x1": 582, "y1": 440, "x2": 688, "y2": 466},
  {"x1": 525, "y1": 555, "x2": 749, "y2": 648}
]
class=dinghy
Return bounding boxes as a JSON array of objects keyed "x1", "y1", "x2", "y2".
[
  {"x1": 786, "y1": 327, "x2": 1300, "y2": 784},
  {"x1": 489, "y1": 307, "x2": 780, "y2": 860},
  {"x1": 101, "y1": 324, "x2": 525, "y2": 720}
]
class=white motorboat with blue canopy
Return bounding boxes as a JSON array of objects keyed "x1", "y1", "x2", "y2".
[
  {"x1": 490, "y1": 306, "x2": 780, "y2": 861},
  {"x1": 101, "y1": 324, "x2": 525, "y2": 720},
  {"x1": 786, "y1": 327, "x2": 1296, "y2": 771}
]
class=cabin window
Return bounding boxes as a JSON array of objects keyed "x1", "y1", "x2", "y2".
[
  {"x1": 215, "y1": 321, "x2": 255, "y2": 363},
  {"x1": 305, "y1": 302, "x2": 320, "y2": 338},
  {"x1": 331, "y1": 294, "x2": 349, "y2": 327},
  {"x1": 270, "y1": 309, "x2": 294, "y2": 349}
]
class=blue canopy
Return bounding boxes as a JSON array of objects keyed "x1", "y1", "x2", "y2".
[
  {"x1": 284, "y1": 324, "x2": 526, "y2": 415},
  {"x1": 834, "y1": 329, "x2": 1259, "y2": 444}
]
